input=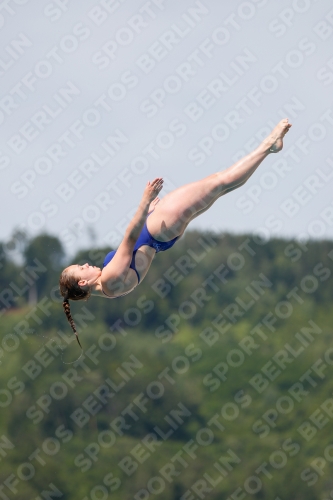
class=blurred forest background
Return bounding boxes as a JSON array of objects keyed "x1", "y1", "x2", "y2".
[{"x1": 0, "y1": 229, "x2": 333, "y2": 500}]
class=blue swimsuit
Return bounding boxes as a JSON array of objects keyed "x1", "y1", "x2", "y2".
[{"x1": 103, "y1": 219, "x2": 179, "y2": 287}]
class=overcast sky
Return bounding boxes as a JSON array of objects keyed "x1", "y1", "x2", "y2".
[{"x1": 1, "y1": 0, "x2": 333, "y2": 255}]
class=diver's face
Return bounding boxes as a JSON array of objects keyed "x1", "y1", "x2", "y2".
[{"x1": 67, "y1": 263, "x2": 101, "y2": 287}]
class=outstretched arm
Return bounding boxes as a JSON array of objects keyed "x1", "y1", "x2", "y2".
[
  {"x1": 101, "y1": 178, "x2": 164, "y2": 290},
  {"x1": 124, "y1": 179, "x2": 163, "y2": 245}
]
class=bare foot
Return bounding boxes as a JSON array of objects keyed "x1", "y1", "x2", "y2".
[{"x1": 263, "y1": 119, "x2": 292, "y2": 153}]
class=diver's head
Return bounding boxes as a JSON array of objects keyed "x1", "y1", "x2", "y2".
[{"x1": 59, "y1": 263, "x2": 100, "y2": 347}]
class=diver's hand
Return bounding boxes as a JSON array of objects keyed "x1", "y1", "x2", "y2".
[
  {"x1": 142, "y1": 178, "x2": 164, "y2": 204},
  {"x1": 148, "y1": 197, "x2": 160, "y2": 213}
]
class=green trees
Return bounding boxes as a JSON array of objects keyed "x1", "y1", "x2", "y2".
[
  {"x1": 0, "y1": 230, "x2": 332, "y2": 499},
  {"x1": 23, "y1": 234, "x2": 65, "y2": 304}
]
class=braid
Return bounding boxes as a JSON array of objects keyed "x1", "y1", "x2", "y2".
[
  {"x1": 59, "y1": 268, "x2": 91, "y2": 348},
  {"x1": 62, "y1": 297, "x2": 82, "y2": 348}
]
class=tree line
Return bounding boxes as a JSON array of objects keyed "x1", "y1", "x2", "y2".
[{"x1": 0, "y1": 229, "x2": 332, "y2": 499}]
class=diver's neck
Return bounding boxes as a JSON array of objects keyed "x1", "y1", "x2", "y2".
[{"x1": 90, "y1": 277, "x2": 103, "y2": 295}]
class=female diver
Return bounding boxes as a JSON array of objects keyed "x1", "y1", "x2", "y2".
[{"x1": 59, "y1": 119, "x2": 292, "y2": 346}]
